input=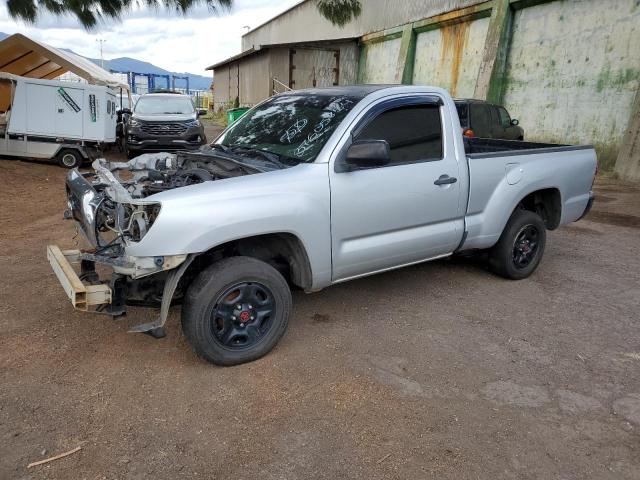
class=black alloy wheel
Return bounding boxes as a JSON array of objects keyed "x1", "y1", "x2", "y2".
[
  {"x1": 210, "y1": 282, "x2": 276, "y2": 349},
  {"x1": 182, "y1": 256, "x2": 292, "y2": 366},
  {"x1": 512, "y1": 225, "x2": 540, "y2": 269},
  {"x1": 489, "y1": 209, "x2": 546, "y2": 280}
]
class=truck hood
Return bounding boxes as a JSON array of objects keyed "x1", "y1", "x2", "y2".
[
  {"x1": 125, "y1": 160, "x2": 329, "y2": 257},
  {"x1": 70, "y1": 152, "x2": 295, "y2": 248}
]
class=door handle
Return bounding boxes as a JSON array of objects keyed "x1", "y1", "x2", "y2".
[{"x1": 434, "y1": 174, "x2": 457, "y2": 186}]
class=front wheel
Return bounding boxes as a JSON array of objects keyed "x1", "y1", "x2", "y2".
[
  {"x1": 182, "y1": 256, "x2": 292, "y2": 366},
  {"x1": 489, "y1": 209, "x2": 546, "y2": 280}
]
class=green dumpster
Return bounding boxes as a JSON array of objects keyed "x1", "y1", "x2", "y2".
[{"x1": 227, "y1": 107, "x2": 249, "y2": 125}]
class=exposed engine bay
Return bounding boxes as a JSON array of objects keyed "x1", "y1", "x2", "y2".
[
  {"x1": 99, "y1": 148, "x2": 265, "y2": 199},
  {"x1": 67, "y1": 149, "x2": 267, "y2": 252}
]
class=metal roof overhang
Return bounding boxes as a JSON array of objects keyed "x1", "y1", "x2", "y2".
[{"x1": 0, "y1": 33, "x2": 128, "y2": 89}]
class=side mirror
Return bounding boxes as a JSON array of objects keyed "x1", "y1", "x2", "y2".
[
  {"x1": 119, "y1": 108, "x2": 132, "y2": 115},
  {"x1": 343, "y1": 139, "x2": 390, "y2": 171},
  {"x1": 511, "y1": 118, "x2": 519, "y2": 126}
]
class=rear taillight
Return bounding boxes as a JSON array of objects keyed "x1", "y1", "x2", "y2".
[{"x1": 463, "y1": 129, "x2": 475, "y2": 138}]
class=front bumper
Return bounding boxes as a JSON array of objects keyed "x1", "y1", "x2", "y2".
[
  {"x1": 47, "y1": 245, "x2": 112, "y2": 311},
  {"x1": 48, "y1": 243, "x2": 194, "y2": 336},
  {"x1": 126, "y1": 125, "x2": 206, "y2": 152}
]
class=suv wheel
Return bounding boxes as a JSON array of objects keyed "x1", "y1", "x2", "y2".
[
  {"x1": 182, "y1": 256, "x2": 292, "y2": 366},
  {"x1": 489, "y1": 209, "x2": 546, "y2": 280}
]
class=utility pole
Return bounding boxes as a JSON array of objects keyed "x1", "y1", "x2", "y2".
[{"x1": 96, "y1": 38, "x2": 106, "y2": 69}]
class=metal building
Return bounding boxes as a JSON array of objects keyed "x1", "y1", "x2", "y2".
[
  {"x1": 208, "y1": 0, "x2": 640, "y2": 180},
  {"x1": 207, "y1": 40, "x2": 359, "y2": 107}
]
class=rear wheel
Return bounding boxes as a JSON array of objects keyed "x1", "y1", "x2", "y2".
[
  {"x1": 57, "y1": 149, "x2": 83, "y2": 169},
  {"x1": 182, "y1": 256, "x2": 292, "y2": 366},
  {"x1": 489, "y1": 209, "x2": 546, "y2": 280}
]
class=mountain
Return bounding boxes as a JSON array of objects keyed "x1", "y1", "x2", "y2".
[
  {"x1": 0, "y1": 32, "x2": 211, "y2": 90},
  {"x1": 83, "y1": 55, "x2": 212, "y2": 90}
]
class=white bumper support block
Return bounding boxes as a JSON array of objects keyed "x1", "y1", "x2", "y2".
[{"x1": 47, "y1": 245, "x2": 112, "y2": 311}]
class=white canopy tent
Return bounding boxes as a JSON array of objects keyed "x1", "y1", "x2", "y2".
[{"x1": 0, "y1": 33, "x2": 128, "y2": 89}]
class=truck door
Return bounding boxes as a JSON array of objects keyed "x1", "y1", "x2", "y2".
[
  {"x1": 54, "y1": 85, "x2": 84, "y2": 138},
  {"x1": 329, "y1": 97, "x2": 464, "y2": 281}
]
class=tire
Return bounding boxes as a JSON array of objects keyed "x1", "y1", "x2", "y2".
[
  {"x1": 182, "y1": 256, "x2": 292, "y2": 366},
  {"x1": 57, "y1": 149, "x2": 83, "y2": 169},
  {"x1": 489, "y1": 209, "x2": 546, "y2": 280}
]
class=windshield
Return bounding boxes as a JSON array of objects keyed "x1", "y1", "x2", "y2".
[
  {"x1": 217, "y1": 93, "x2": 360, "y2": 164},
  {"x1": 134, "y1": 95, "x2": 195, "y2": 115}
]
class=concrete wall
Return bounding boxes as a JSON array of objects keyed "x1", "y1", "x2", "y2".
[
  {"x1": 502, "y1": 0, "x2": 640, "y2": 170},
  {"x1": 360, "y1": 38, "x2": 402, "y2": 84},
  {"x1": 356, "y1": 0, "x2": 640, "y2": 173},
  {"x1": 413, "y1": 16, "x2": 490, "y2": 97}
]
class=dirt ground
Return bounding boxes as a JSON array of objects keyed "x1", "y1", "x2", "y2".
[{"x1": 1, "y1": 145, "x2": 639, "y2": 479}]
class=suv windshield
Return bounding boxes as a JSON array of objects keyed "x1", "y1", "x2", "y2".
[
  {"x1": 218, "y1": 93, "x2": 360, "y2": 164},
  {"x1": 134, "y1": 95, "x2": 195, "y2": 115}
]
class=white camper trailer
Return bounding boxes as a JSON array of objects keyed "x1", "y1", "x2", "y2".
[{"x1": 0, "y1": 73, "x2": 119, "y2": 168}]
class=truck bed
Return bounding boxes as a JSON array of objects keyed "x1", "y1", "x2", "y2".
[
  {"x1": 463, "y1": 137, "x2": 593, "y2": 158},
  {"x1": 461, "y1": 136, "x2": 597, "y2": 252}
]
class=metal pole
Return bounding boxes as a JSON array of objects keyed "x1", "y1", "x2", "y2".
[{"x1": 96, "y1": 39, "x2": 106, "y2": 69}]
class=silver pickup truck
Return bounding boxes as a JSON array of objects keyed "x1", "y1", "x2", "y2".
[{"x1": 48, "y1": 85, "x2": 596, "y2": 366}]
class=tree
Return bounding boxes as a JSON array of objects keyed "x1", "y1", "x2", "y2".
[
  {"x1": 316, "y1": 0, "x2": 361, "y2": 26},
  {"x1": 6, "y1": 0, "x2": 361, "y2": 29}
]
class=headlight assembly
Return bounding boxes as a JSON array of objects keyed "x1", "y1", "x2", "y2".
[{"x1": 95, "y1": 200, "x2": 161, "y2": 246}]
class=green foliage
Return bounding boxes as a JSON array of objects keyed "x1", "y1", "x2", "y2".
[
  {"x1": 6, "y1": 0, "x2": 232, "y2": 29},
  {"x1": 6, "y1": 0, "x2": 362, "y2": 29},
  {"x1": 316, "y1": 0, "x2": 361, "y2": 26}
]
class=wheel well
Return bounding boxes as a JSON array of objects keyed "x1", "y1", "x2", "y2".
[
  {"x1": 57, "y1": 146, "x2": 87, "y2": 159},
  {"x1": 517, "y1": 188, "x2": 561, "y2": 230},
  {"x1": 185, "y1": 233, "x2": 313, "y2": 291}
]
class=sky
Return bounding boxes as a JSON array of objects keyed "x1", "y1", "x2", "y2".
[{"x1": 0, "y1": 0, "x2": 301, "y2": 75}]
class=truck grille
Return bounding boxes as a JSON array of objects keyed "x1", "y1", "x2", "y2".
[{"x1": 140, "y1": 122, "x2": 188, "y2": 136}]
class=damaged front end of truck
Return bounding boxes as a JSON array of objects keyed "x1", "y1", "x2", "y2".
[{"x1": 48, "y1": 149, "x2": 265, "y2": 337}]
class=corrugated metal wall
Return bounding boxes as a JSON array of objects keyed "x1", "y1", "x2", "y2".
[
  {"x1": 213, "y1": 42, "x2": 359, "y2": 107},
  {"x1": 242, "y1": 0, "x2": 486, "y2": 50}
]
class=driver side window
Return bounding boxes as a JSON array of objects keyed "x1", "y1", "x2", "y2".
[{"x1": 355, "y1": 104, "x2": 443, "y2": 166}]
